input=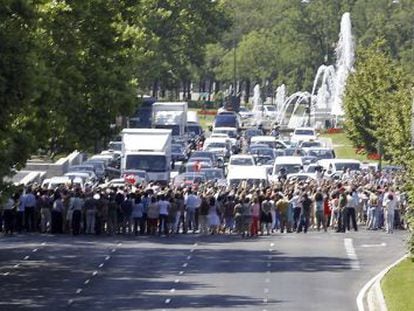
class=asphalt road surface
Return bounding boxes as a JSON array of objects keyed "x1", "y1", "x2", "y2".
[{"x1": 0, "y1": 230, "x2": 407, "y2": 311}]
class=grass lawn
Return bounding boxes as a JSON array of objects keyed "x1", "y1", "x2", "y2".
[
  {"x1": 382, "y1": 258, "x2": 414, "y2": 311},
  {"x1": 320, "y1": 132, "x2": 379, "y2": 163}
]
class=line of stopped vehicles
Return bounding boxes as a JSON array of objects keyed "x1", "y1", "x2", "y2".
[{"x1": 42, "y1": 102, "x2": 399, "y2": 191}]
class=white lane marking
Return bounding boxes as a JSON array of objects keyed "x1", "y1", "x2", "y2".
[
  {"x1": 344, "y1": 238, "x2": 360, "y2": 270},
  {"x1": 41, "y1": 242, "x2": 46, "y2": 246},
  {"x1": 165, "y1": 298, "x2": 171, "y2": 304},
  {"x1": 170, "y1": 288, "x2": 176, "y2": 293},
  {"x1": 32, "y1": 249, "x2": 38, "y2": 253},
  {"x1": 68, "y1": 299, "x2": 73, "y2": 305},
  {"x1": 356, "y1": 254, "x2": 408, "y2": 311},
  {"x1": 105, "y1": 256, "x2": 111, "y2": 261},
  {"x1": 117, "y1": 243, "x2": 122, "y2": 247},
  {"x1": 187, "y1": 255, "x2": 192, "y2": 260},
  {"x1": 92, "y1": 271, "x2": 98, "y2": 277},
  {"x1": 13, "y1": 264, "x2": 20, "y2": 268},
  {"x1": 98, "y1": 263, "x2": 104, "y2": 268},
  {"x1": 111, "y1": 249, "x2": 116, "y2": 253},
  {"x1": 361, "y1": 243, "x2": 387, "y2": 248},
  {"x1": 76, "y1": 288, "x2": 82, "y2": 294},
  {"x1": 270, "y1": 243, "x2": 274, "y2": 247},
  {"x1": 190, "y1": 249, "x2": 195, "y2": 253},
  {"x1": 4, "y1": 272, "x2": 10, "y2": 276},
  {"x1": 174, "y1": 279, "x2": 180, "y2": 283},
  {"x1": 84, "y1": 279, "x2": 90, "y2": 285},
  {"x1": 23, "y1": 256, "x2": 30, "y2": 260},
  {"x1": 179, "y1": 271, "x2": 184, "y2": 275},
  {"x1": 182, "y1": 263, "x2": 188, "y2": 268},
  {"x1": 193, "y1": 243, "x2": 198, "y2": 247}
]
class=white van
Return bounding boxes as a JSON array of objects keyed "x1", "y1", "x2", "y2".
[
  {"x1": 272, "y1": 156, "x2": 303, "y2": 176},
  {"x1": 318, "y1": 159, "x2": 362, "y2": 173},
  {"x1": 227, "y1": 166, "x2": 268, "y2": 188}
]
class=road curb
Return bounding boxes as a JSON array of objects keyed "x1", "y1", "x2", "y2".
[{"x1": 356, "y1": 253, "x2": 409, "y2": 311}]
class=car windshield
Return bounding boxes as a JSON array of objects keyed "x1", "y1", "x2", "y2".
[
  {"x1": 215, "y1": 115, "x2": 237, "y2": 127},
  {"x1": 307, "y1": 149, "x2": 334, "y2": 159},
  {"x1": 108, "y1": 142, "x2": 122, "y2": 151},
  {"x1": 251, "y1": 149, "x2": 274, "y2": 157},
  {"x1": 284, "y1": 148, "x2": 305, "y2": 156},
  {"x1": 214, "y1": 130, "x2": 236, "y2": 138},
  {"x1": 125, "y1": 155, "x2": 166, "y2": 172},
  {"x1": 188, "y1": 158, "x2": 212, "y2": 166},
  {"x1": 172, "y1": 145, "x2": 183, "y2": 153},
  {"x1": 301, "y1": 141, "x2": 321, "y2": 148},
  {"x1": 275, "y1": 164, "x2": 302, "y2": 174},
  {"x1": 155, "y1": 124, "x2": 180, "y2": 136},
  {"x1": 206, "y1": 142, "x2": 226, "y2": 149},
  {"x1": 295, "y1": 129, "x2": 314, "y2": 136},
  {"x1": 70, "y1": 166, "x2": 94, "y2": 172},
  {"x1": 335, "y1": 163, "x2": 361, "y2": 171},
  {"x1": 230, "y1": 158, "x2": 254, "y2": 166},
  {"x1": 245, "y1": 129, "x2": 263, "y2": 138},
  {"x1": 187, "y1": 125, "x2": 202, "y2": 135},
  {"x1": 202, "y1": 170, "x2": 224, "y2": 180}
]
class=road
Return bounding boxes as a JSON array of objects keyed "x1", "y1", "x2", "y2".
[{"x1": 0, "y1": 230, "x2": 407, "y2": 311}]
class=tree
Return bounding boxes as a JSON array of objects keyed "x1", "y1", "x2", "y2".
[
  {"x1": 0, "y1": 1, "x2": 43, "y2": 189},
  {"x1": 343, "y1": 40, "x2": 412, "y2": 158}
]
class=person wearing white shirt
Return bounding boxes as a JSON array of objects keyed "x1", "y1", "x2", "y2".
[
  {"x1": 185, "y1": 190, "x2": 201, "y2": 233},
  {"x1": 383, "y1": 193, "x2": 396, "y2": 233}
]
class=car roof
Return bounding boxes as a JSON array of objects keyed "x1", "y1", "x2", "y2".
[{"x1": 274, "y1": 156, "x2": 303, "y2": 164}]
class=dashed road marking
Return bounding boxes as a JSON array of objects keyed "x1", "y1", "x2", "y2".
[
  {"x1": 270, "y1": 243, "x2": 274, "y2": 247},
  {"x1": 84, "y1": 279, "x2": 90, "y2": 285},
  {"x1": 111, "y1": 249, "x2": 116, "y2": 253},
  {"x1": 179, "y1": 271, "x2": 184, "y2": 275},
  {"x1": 344, "y1": 238, "x2": 360, "y2": 270},
  {"x1": 92, "y1": 271, "x2": 98, "y2": 277},
  {"x1": 13, "y1": 264, "x2": 20, "y2": 268},
  {"x1": 32, "y1": 249, "x2": 38, "y2": 253},
  {"x1": 165, "y1": 298, "x2": 171, "y2": 304},
  {"x1": 170, "y1": 288, "x2": 176, "y2": 293},
  {"x1": 182, "y1": 263, "x2": 188, "y2": 268},
  {"x1": 41, "y1": 242, "x2": 46, "y2": 246},
  {"x1": 68, "y1": 299, "x2": 73, "y2": 305},
  {"x1": 187, "y1": 255, "x2": 192, "y2": 260},
  {"x1": 3, "y1": 272, "x2": 10, "y2": 276},
  {"x1": 98, "y1": 263, "x2": 104, "y2": 268},
  {"x1": 174, "y1": 279, "x2": 180, "y2": 283},
  {"x1": 23, "y1": 256, "x2": 30, "y2": 260},
  {"x1": 76, "y1": 288, "x2": 82, "y2": 294},
  {"x1": 105, "y1": 256, "x2": 111, "y2": 261}
]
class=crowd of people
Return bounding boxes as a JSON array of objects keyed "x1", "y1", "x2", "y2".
[{"x1": 0, "y1": 168, "x2": 407, "y2": 238}]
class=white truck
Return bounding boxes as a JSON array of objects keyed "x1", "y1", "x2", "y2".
[
  {"x1": 120, "y1": 129, "x2": 172, "y2": 183},
  {"x1": 152, "y1": 102, "x2": 188, "y2": 137}
]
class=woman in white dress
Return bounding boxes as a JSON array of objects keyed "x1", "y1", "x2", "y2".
[{"x1": 207, "y1": 196, "x2": 220, "y2": 234}]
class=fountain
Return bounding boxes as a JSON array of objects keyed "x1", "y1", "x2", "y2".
[
  {"x1": 275, "y1": 84, "x2": 286, "y2": 120},
  {"x1": 278, "y1": 92, "x2": 312, "y2": 128}
]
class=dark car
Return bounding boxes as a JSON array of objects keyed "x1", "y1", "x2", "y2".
[
  {"x1": 213, "y1": 114, "x2": 240, "y2": 130},
  {"x1": 171, "y1": 144, "x2": 187, "y2": 162}
]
